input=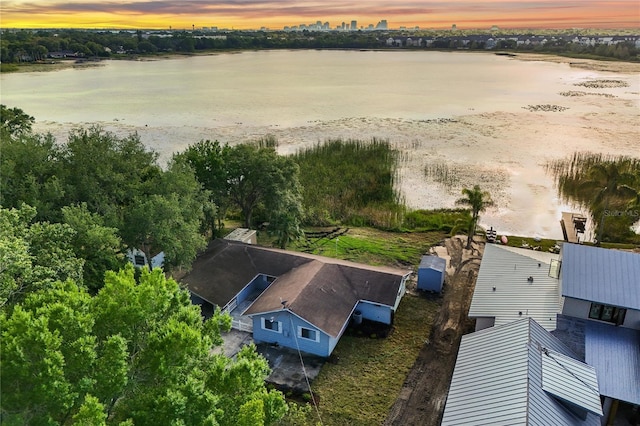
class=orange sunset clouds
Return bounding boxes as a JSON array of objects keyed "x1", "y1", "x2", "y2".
[{"x1": 1, "y1": 0, "x2": 639, "y2": 29}]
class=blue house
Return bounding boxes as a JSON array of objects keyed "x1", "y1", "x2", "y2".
[
  {"x1": 181, "y1": 239, "x2": 411, "y2": 357},
  {"x1": 417, "y1": 255, "x2": 446, "y2": 293}
]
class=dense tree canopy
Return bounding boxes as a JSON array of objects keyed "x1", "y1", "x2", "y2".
[
  {"x1": 1, "y1": 266, "x2": 288, "y2": 425},
  {"x1": 0, "y1": 205, "x2": 84, "y2": 307},
  {"x1": 0, "y1": 122, "x2": 209, "y2": 272},
  {"x1": 176, "y1": 139, "x2": 304, "y2": 242}
]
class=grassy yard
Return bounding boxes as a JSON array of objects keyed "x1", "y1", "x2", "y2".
[
  {"x1": 311, "y1": 294, "x2": 440, "y2": 426},
  {"x1": 291, "y1": 227, "x2": 447, "y2": 268}
]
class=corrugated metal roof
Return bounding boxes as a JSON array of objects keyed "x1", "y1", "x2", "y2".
[
  {"x1": 541, "y1": 349, "x2": 602, "y2": 416},
  {"x1": 585, "y1": 321, "x2": 640, "y2": 405},
  {"x1": 442, "y1": 318, "x2": 601, "y2": 426},
  {"x1": 469, "y1": 244, "x2": 560, "y2": 331},
  {"x1": 561, "y1": 243, "x2": 640, "y2": 310}
]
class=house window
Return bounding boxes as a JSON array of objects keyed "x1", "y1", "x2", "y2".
[
  {"x1": 262, "y1": 318, "x2": 281, "y2": 333},
  {"x1": 588, "y1": 303, "x2": 626, "y2": 325},
  {"x1": 134, "y1": 255, "x2": 146, "y2": 266},
  {"x1": 298, "y1": 326, "x2": 320, "y2": 342}
]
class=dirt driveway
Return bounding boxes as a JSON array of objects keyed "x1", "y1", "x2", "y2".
[{"x1": 385, "y1": 236, "x2": 482, "y2": 426}]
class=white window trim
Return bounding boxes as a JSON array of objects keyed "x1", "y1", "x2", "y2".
[
  {"x1": 261, "y1": 317, "x2": 282, "y2": 334},
  {"x1": 297, "y1": 326, "x2": 320, "y2": 342}
]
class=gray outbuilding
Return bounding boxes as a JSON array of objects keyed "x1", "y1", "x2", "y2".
[{"x1": 417, "y1": 255, "x2": 446, "y2": 293}]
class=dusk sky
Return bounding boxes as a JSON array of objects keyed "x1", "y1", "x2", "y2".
[{"x1": 2, "y1": 0, "x2": 639, "y2": 30}]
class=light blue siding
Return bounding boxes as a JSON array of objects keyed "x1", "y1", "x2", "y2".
[
  {"x1": 236, "y1": 274, "x2": 271, "y2": 305},
  {"x1": 417, "y1": 256, "x2": 446, "y2": 292},
  {"x1": 251, "y1": 311, "x2": 334, "y2": 357},
  {"x1": 356, "y1": 301, "x2": 393, "y2": 324}
]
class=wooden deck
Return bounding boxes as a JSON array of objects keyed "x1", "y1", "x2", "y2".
[{"x1": 560, "y1": 212, "x2": 588, "y2": 243}]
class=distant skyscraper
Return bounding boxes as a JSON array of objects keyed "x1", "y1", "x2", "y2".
[
  {"x1": 351, "y1": 20, "x2": 357, "y2": 30},
  {"x1": 376, "y1": 20, "x2": 388, "y2": 30}
]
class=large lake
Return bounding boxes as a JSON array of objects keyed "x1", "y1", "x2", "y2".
[{"x1": 2, "y1": 50, "x2": 639, "y2": 239}]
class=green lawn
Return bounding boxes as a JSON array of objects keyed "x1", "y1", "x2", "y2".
[
  {"x1": 311, "y1": 294, "x2": 439, "y2": 425},
  {"x1": 292, "y1": 228, "x2": 446, "y2": 268}
]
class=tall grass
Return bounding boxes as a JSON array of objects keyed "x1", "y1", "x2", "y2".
[
  {"x1": 545, "y1": 152, "x2": 640, "y2": 243},
  {"x1": 293, "y1": 138, "x2": 405, "y2": 229}
]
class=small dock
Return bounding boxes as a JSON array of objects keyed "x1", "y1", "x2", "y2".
[{"x1": 560, "y1": 212, "x2": 587, "y2": 243}]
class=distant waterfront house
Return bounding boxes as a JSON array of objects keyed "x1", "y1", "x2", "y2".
[
  {"x1": 441, "y1": 318, "x2": 602, "y2": 426},
  {"x1": 126, "y1": 248, "x2": 165, "y2": 270},
  {"x1": 181, "y1": 239, "x2": 411, "y2": 357}
]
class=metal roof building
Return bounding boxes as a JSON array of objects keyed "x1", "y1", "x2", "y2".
[
  {"x1": 469, "y1": 244, "x2": 561, "y2": 331},
  {"x1": 585, "y1": 321, "x2": 640, "y2": 405},
  {"x1": 561, "y1": 243, "x2": 640, "y2": 310},
  {"x1": 442, "y1": 318, "x2": 602, "y2": 426}
]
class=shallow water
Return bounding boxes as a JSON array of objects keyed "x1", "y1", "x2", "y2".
[{"x1": 2, "y1": 50, "x2": 639, "y2": 239}]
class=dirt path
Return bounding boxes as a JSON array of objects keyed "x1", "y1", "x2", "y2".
[{"x1": 384, "y1": 237, "x2": 482, "y2": 426}]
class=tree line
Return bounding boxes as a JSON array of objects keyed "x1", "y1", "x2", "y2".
[
  {"x1": 2, "y1": 28, "x2": 638, "y2": 65},
  {"x1": 0, "y1": 106, "x2": 316, "y2": 424}
]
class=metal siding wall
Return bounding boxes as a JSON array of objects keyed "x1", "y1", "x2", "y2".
[
  {"x1": 622, "y1": 308, "x2": 640, "y2": 330},
  {"x1": 475, "y1": 317, "x2": 496, "y2": 331},
  {"x1": 418, "y1": 268, "x2": 443, "y2": 292},
  {"x1": 562, "y1": 298, "x2": 591, "y2": 319}
]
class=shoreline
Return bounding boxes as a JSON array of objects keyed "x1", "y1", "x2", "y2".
[
  {"x1": 11, "y1": 50, "x2": 640, "y2": 240},
  {"x1": 3, "y1": 49, "x2": 640, "y2": 75}
]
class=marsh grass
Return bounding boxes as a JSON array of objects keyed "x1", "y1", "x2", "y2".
[{"x1": 293, "y1": 138, "x2": 405, "y2": 228}]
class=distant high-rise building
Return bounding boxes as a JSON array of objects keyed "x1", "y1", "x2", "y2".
[
  {"x1": 376, "y1": 20, "x2": 388, "y2": 30},
  {"x1": 351, "y1": 20, "x2": 357, "y2": 30},
  {"x1": 451, "y1": 24, "x2": 457, "y2": 31}
]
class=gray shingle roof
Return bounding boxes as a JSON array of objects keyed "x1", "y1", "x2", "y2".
[
  {"x1": 561, "y1": 243, "x2": 640, "y2": 310},
  {"x1": 442, "y1": 318, "x2": 601, "y2": 426},
  {"x1": 245, "y1": 260, "x2": 406, "y2": 337},
  {"x1": 181, "y1": 239, "x2": 409, "y2": 336}
]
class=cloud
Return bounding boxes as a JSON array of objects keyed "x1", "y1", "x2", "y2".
[{"x1": 3, "y1": 0, "x2": 638, "y2": 28}]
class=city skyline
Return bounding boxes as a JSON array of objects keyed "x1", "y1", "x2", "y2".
[{"x1": 2, "y1": 0, "x2": 639, "y2": 30}]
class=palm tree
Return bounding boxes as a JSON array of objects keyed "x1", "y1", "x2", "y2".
[
  {"x1": 579, "y1": 160, "x2": 637, "y2": 244},
  {"x1": 455, "y1": 185, "x2": 494, "y2": 249}
]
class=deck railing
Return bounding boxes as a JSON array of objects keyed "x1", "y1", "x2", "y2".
[{"x1": 232, "y1": 318, "x2": 253, "y2": 333}]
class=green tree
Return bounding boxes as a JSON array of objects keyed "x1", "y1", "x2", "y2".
[
  {"x1": 1, "y1": 266, "x2": 288, "y2": 425},
  {"x1": 61, "y1": 204, "x2": 124, "y2": 292},
  {"x1": 455, "y1": 185, "x2": 494, "y2": 249},
  {"x1": 0, "y1": 104, "x2": 35, "y2": 137},
  {"x1": 60, "y1": 126, "x2": 160, "y2": 222},
  {"x1": 223, "y1": 143, "x2": 302, "y2": 229},
  {"x1": 0, "y1": 131, "x2": 65, "y2": 221},
  {"x1": 120, "y1": 162, "x2": 208, "y2": 271},
  {"x1": 578, "y1": 160, "x2": 638, "y2": 244},
  {"x1": 0, "y1": 205, "x2": 84, "y2": 307},
  {"x1": 547, "y1": 153, "x2": 640, "y2": 243},
  {"x1": 174, "y1": 139, "x2": 228, "y2": 237}
]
